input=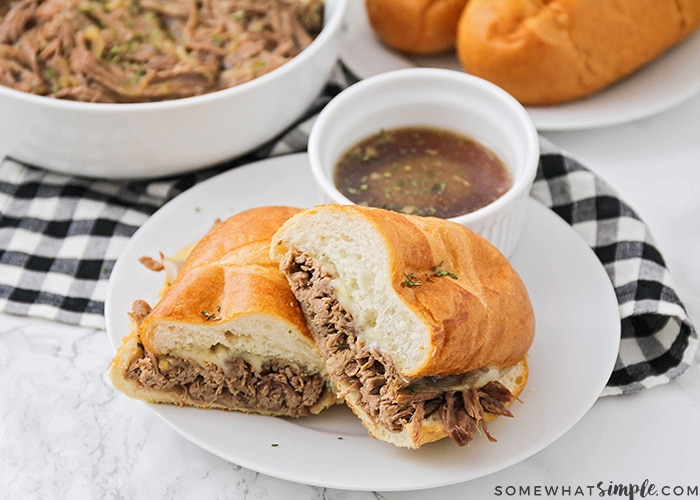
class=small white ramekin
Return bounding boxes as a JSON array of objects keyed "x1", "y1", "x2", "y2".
[{"x1": 308, "y1": 67, "x2": 539, "y2": 257}]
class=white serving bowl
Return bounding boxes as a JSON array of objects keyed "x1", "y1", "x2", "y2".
[
  {"x1": 0, "y1": 0, "x2": 347, "y2": 179},
  {"x1": 308, "y1": 67, "x2": 539, "y2": 257}
]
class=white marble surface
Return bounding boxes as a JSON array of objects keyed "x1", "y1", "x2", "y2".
[{"x1": 2, "y1": 93, "x2": 700, "y2": 500}]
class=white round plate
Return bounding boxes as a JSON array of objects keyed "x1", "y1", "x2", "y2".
[
  {"x1": 105, "y1": 153, "x2": 620, "y2": 492},
  {"x1": 340, "y1": 1, "x2": 700, "y2": 131}
]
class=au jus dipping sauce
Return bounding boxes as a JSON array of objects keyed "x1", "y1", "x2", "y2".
[{"x1": 333, "y1": 126, "x2": 512, "y2": 219}]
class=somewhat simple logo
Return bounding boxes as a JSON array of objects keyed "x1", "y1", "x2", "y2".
[{"x1": 493, "y1": 479, "x2": 699, "y2": 499}]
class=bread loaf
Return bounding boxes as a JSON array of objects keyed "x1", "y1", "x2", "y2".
[
  {"x1": 271, "y1": 204, "x2": 535, "y2": 448},
  {"x1": 365, "y1": 0, "x2": 468, "y2": 54},
  {"x1": 456, "y1": 0, "x2": 700, "y2": 105}
]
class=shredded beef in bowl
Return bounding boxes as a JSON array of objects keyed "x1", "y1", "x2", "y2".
[{"x1": 0, "y1": 0, "x2": 323, "y2": 103}]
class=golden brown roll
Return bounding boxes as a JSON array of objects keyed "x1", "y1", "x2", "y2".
[
  {"x1": 365, "y1": 0, "x2": 468, "y2": 54},
  {"x1": 271, "y1": 204, "x2": 535, "y2": 448},
  {"x1": 456, "y1": 0, "x2": 700, "y2": 105},
  {"x1": 109, "y1": 206, "x2": 339, "y2": 417}
]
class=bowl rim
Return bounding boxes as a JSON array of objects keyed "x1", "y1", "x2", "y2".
[
  {"x1": 0, "y1": 0, "x2": 347, "y2": 112},
  {"x1": 308, "y1": 67, "x2": 540, "y2": 225}
]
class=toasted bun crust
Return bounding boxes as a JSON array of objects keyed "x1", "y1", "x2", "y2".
[
  {"x1": 365, "y1": 0, "x2": 468, "y2": 54},
  {"x1": 271, "y1": 204, "x2": 535, "y2": 379},
  {"x1": 456, "y1": 0, "x2": 700, "y2": 105},
  {"x1": 139, "y1": 206, "x2": 313, "y2": 353},
  {"x1": 109, "y1": 206, "x2": 338, "y2": 416}
]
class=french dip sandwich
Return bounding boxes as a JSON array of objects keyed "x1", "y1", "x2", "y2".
[
  {"x1": 271, "y1": 204, "x2": 535, "y2": 448},
  {"x1": 109, "y1": 206, "x2": 339, "y2": 417}
]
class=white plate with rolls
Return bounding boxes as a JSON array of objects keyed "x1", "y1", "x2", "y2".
[{"x1": 340, "y1": 1, "x2": 700, "y2": 131}]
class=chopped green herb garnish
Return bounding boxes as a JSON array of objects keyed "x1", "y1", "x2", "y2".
[
  {"x1": 431, "y1": 182, "x2": 446, "y2": 195},
  {"x1": 126, "y1": 68, "x2": 147, "y2": 85},
  {"x1": 432, "y1": 261, "x2": 458, "y2": 280},
  {"x1": 402, "y1": 273, "x2": 421, "y2": 287},
  {"x1": 201, "y1": 305, "x2": 222, "y2": 321},
  {"x1": 362, "y1": 146, "x2": 378, "y2": 161}
]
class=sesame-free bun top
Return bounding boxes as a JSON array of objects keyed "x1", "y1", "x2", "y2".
[
  {"x1": 138, "y1": 206, "x2": 317, "y2": 362},
  {"x1": 271, "y1": 204, "x2": 535, "y2": 379},
  {"x1": 456, "y1": 0, "x2": 700, "y2": 105},
  {"x1": 365, "y1": 0, "x2": 468, "y2": 54}
]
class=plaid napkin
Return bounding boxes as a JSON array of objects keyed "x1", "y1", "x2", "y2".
[
  {"x1": 0, "y1": 64, "x2": 696, "y2": 396},
  {"x1": 533, "y1": 138, "x2": 697, "y2": 396}
]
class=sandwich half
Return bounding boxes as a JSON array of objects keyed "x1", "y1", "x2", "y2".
[
  {"x1": 270, "y1": 204, "x2": 535, "y2": 448},
  {"x1": 109, "y1": 206, "x2": 339, "y2": 417}
]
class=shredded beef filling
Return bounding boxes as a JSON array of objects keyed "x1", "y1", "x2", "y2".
[
  {"x1": 283, "y1": 251, "x2": 515, "y2": 445},
  {"x1": 126, "y1": 348, "x2": 328, "y2": 417},
  {"x1": 0, "y1": 0, "x2": 322, "y2": 102}
]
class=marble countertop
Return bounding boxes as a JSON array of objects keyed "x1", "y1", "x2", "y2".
[{"x1": 2, "y1": 93, "x2": 700, "y2": 500}]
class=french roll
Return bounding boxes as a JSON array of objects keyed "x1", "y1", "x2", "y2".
[
  {"x1": 365, "y1": 0, "x2": 468, "y2": 54},
  {"x1": 109, "y1": 206, "x2": 339, "y2": 418},
  {"x1": 456, "y1": 0, "x2": 700, "y2": 105},
  {"x1": 271, "y1": 204, "x2": 535, "y2": 449}
]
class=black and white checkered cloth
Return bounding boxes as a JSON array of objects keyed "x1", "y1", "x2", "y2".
[
  {"x1": 533, "y1": 138, "x2": 697, "y2": 396},
  {"x1": 0, "y1": 65, "x2": 696, "y2": 396}
]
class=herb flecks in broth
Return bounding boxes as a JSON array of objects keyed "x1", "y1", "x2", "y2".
[{"x1": 334, "y1": 127, "x2": 512, "y2": 219}]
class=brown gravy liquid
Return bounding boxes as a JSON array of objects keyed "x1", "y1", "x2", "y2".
[{"x1": 334, "y1": 126, "x2": 512, "y2": 219}]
